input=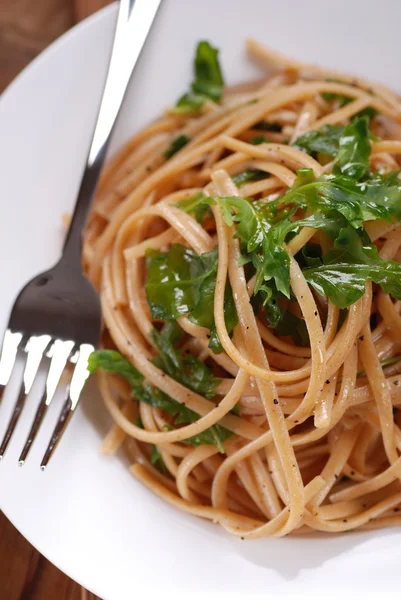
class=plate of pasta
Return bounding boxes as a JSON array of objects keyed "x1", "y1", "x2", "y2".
[{"x1": 2, "y1": 0, "x2": 401, "y2": 598}]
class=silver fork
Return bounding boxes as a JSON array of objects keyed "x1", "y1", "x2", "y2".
[{"x1": 0, "y1": 0, "x2": 162, "y2": 468}]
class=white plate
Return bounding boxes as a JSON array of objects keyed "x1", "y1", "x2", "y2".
[{"x1": 2, "y1": 1, "x2": 401, "y2": 598}]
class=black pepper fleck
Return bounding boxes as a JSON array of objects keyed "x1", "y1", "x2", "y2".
[
  {"x1": 343, "y1": 519, "x2": 348, "y2": 523},
  {"x1": 326, "y1": 379, "x2": 330, "y2": 384},
  {"x1": 350, "y1": 471, "x2": 355, "y2": 475},
  {"x1": 314, "y1": 311, "x2": 318, "y2": 316},
  {"x1": 395, "y1": 508, "x2": 400, "y2": 512},
  {"x1": 395, "y1": 381, "x2": 399, "y2": 386},
  {"x1": 359, "y1": 335, "x2": 364, "y2": 342},
  {"x1": 273, "y1": 399, "x2": 279, "y2": 404}
]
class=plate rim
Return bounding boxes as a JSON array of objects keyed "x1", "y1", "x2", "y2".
[
  {"x1": 2, "y1": 2, "x2": 401, "y2": 598},
  {"x1": 0, "y1": 4, "x2": 118, "y2": 596}
]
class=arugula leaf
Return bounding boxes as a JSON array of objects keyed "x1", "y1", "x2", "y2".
[
  {"x1": 251, "y1": 135, "x2": 269, "y2": 145},
  {"x1": 175, "y1": 192, "x2": 213, "y2": 224},
  {"x1": 322, "y1": 90, "x2": 351, "y2": 107},
  {"x1": 230, "y1": 403, "x2": 241, "y2": 416},
  {"x1": 380, "y1": 355, "x2": 401, "y2": 368},
  {"x1": 164, "y1": 134, "x2": 190, "y2": 159},
  {"x1": 299, "y1": 243, "x2": 323, "y2": 268},
  {"x1": 358, "y1": 355, "x2": 401, "y2": 377},
  {"x1": 190, "y1": 274, "x2": 238, "y2": 353},
  {"x1": 295, "y1": 125, "x2": 344, "y2": 157},
  {"x1": 88, "y1": 350, "x2": 143, "y2": 388},
  {"x1": 304, "y1": 226, "x2": 401, "y2": 308},
  {"x1": 146, "y1": 245, "x2": 217, "y2": 319},
  {"x1": 283, "y1": 169, "x2": 401, "y2": 229},
  {"x1": 232, "y1": 169, "x2": 268, "y2": 187},
  {"x1": 173, "y1": 41, "x2": 224, "y2": 113},
  {"x1": 333, "y1": 118, "x2": 370, "y2": 180},
  {"x1": 296, "y1": 210, "x2": 347, "y2": 241},
  {"x1": 321, "y1": 87, "x2": 378, "y2": 122},
  {"x1": 192, "y1": 41, "x2": 224, "y2": 101},
  {"x1": 251, "y1": 284, "x2": 283, "y2": 328},
  {"x1": 253, "y1": 120, "x2": 282, "y2": 132},
  {"x1": 158, "y1": 319, "x2": 185, "y2": 347},
  {"x1": 145, "y1": 244, "x2": 237, "y2": 352},
  {"x1": 88, "y1": 350, "x2": 232, "y2": 452},
  {"x1": 217, "y1": 196, "x2": 297, "y2": 298},
  {"x1": 151, "y1": 445, "x2": 169, "y2": 474},
  {"x1": 295, "y1": 118, "x2": 372, "y2": 174},
  {"x1": 274, "y1": 310, "x2": 310, "y2": 346},
  {"x1": 150, "y1": 326, "x2": 221, "y2": 400}
]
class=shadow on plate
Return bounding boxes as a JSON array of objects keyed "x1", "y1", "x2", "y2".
[
  {"x1": 232, "y1": 528, "x2": 385, "y2": 579},
  {"x1": 80, "y1": 378, "x2": 398, "y2": 581}
]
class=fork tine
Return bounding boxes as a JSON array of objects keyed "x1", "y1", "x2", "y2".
[
  {"x1": 18, "y1": 339, "x2": 75, "y2": 464},
  {"x1": 40, "y1": 343, "x2": 94, "y2": 469},
  {"x1": 0, "y1": 334, "x2": 51, "y2": 459},
  {"x1": 0, "y1": 330, "x2": 24, "y2": 403}
]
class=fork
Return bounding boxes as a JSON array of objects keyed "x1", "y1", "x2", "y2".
[{"x1": 0, "y1": 0, "x2": 162, "y2": 468}]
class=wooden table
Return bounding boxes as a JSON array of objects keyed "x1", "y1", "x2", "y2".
[{"x1": 0, "y1": 1, "x2": 111, "y2": 598}]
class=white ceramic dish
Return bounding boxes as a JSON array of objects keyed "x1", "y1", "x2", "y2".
[{"x1": 2, "y1": 1, "x2": 401, "y2": 598}]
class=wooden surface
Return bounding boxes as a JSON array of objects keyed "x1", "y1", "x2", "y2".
[{"x1": 0, "y1": 1, "x2": 112, "y2": 598}]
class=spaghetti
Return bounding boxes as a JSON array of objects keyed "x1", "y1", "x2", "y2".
[{"x1": 83, "y1": 40, "x2": 401, "y2": 537}]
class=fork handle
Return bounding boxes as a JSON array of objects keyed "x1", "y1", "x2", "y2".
[{"x1": 63, "y1": 0, "x2": 161, "y2": 261}]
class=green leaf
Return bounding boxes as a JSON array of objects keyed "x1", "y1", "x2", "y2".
[
  {"x1": 304, "y1": 226, "x2": 401, "y2": 308},
  {"x1": 253, "y1": 284, "x2": 283, "y2": 328},
  {"x1": 150, "y1": 326, "x2": 221, "y2": 400},
  {"x1": 206, "y1": 281, "x2": 238, "y2": 353},
  {"x1": 230, "y1": 403, "x2": 241, "y2": 416},
  {"x1": 295, "y1": 125, "x2": 344, "y2": 157},
  {"x1": 89, "y1": 350, "x2": 232, "y2": 451},
  {"x1": 151, "y1": 445, "x2": 169, "y2": 474},
  {"x1": 274, "y1": 310, "x2": 310, "y2": 346},
  {"x1": 135, "y1": 414, "x2": 144, "y2": 429},
  {"x1": 232, "y1": 169, "x2": 269, "y2": 187},
  {"x1": 146, "y1": 245, "x2": 217, "y2": 319},
  {"x1": 173, "y1": 92, "x2": 207, "y2": 114},
  {"x1": 296, "y1": 210, "x2": 347, "y2": 241},
  {"x1": 192, "y1": 41, "x2": 224, "y2": 101},
  {"x1": 322, "y1": 90, "x2": 352, "y2": 107},
  {"x1": 380, "y1": 355, "x2": 401, "y2": 368},
  {"x1": 175, "y1": 192, "x2": 213, "y2": 224},
  {"x1": 300, "y1": 243, "x2": 323, "y2": 268},
  {"x1": 296, "y1": 118, "x2": 371, "y2": 180},
  {"x1": 88, "y1": 350, "x2": 142, "y2": 388},
  {"x1": 333, "y1": 118, "x2": 371, "y2": 180},
  {"x1": 251, "y1": 135, "x2": 269, "y2": 145},
  {"x1": 164, "y1": 134, "x2": 190, "y2": 159},
  {"x1": 217, "y1": 196, "x2": 296, "y2": 298},
  {"x1": 253, "y1": 120, "x2": 282, "y2": 132},
  {"x1": 172, "y1": 41, "x2": 224, "y2": 113},
  {"x1": 145, "y1": 244, "x2": 237, "y2": 352},
  {"x1": 283, "y1": 169, "x2": 401, "y2": 229},
  {"x1": 321, "y1": 84, "x2": 378, "y2": 122}
]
